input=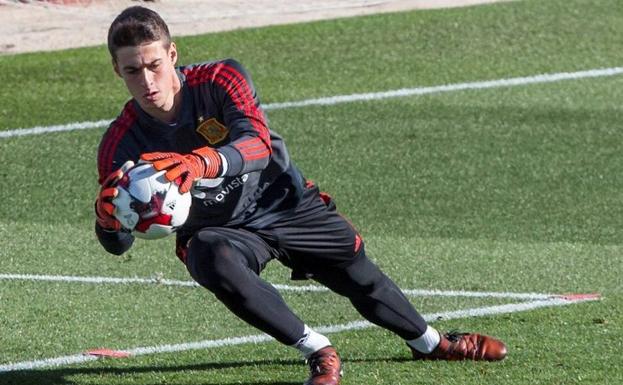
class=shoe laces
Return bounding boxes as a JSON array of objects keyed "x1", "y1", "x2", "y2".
[
  {"x1": 444, "y1": 331, "x2": 482, "y2": 358},
  {"x1": 444, "y1": 330, "x2": 468, "y2": 343},
  {"x1": 307, "y1": 351, "x2": 339, "y2": 375}
]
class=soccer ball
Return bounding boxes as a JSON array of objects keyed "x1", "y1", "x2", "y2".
[{"x1": 112, "y1": 162, "x2": 192, "y2": 240}]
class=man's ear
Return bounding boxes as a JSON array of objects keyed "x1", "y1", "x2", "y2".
[
  {"x1": 169, "y1": 42, "x2": 178, "y2": 66},
  {"x1": 112, "y1": 58, "x2": 121, "y2": 77}
]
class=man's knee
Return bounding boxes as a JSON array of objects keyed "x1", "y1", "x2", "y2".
[
  {"x1": 311, "y1": 245, "x2": 387, "y2": 296},
  {"x1": 186, "y1": 230, "x2": 245, "y2": 293}
]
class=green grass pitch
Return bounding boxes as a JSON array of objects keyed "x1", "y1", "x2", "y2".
[{"x1": 0, "y1": 0, "x2": 622, "y2": 384}]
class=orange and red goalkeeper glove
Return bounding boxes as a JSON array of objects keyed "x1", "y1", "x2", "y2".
[
  {"x1": 141, "y1": 147, "x2": 221, "y2": 193},
  {"x1": 95, "y1": 160, "x2": 135, "y2": 231}
]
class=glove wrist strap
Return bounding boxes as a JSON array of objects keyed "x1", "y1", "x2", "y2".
[{"x1": 192, "y1": 146, "x2": 222, "y2": 178}]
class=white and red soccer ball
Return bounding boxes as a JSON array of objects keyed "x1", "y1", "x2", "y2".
[{"x1": 112, "y1": 162, "x2": 191, "y2": 239}]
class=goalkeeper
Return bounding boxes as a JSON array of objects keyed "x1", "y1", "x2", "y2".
[{"x1": 95, "y1": 6, "x2": 507, "y2": 385}]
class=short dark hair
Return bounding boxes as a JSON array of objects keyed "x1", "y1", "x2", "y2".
[{"x1": 107, "y1": 6, "x2": 171, "y2": 60}]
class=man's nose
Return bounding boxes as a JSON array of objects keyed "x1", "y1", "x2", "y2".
[{"x1": 139, "y1": 68, "x2": 154, "y2": 87}]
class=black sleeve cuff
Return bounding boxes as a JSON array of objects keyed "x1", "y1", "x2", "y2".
[
  {"x1": 95, "y1": 222, "x2": 134, "y2": 255},
  {"x1": 218, "y1": 145, "x2": 244, "y2": 176}
]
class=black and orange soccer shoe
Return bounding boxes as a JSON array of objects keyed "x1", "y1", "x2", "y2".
[
  {"x1": 411, "y1": 331, "x2": 507, "y2": 361},
  {"x1": 304, "y1": 346, "x2": 342, "y2": 385}
]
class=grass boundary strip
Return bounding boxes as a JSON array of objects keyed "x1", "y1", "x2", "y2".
[
  {"x1": 2, "y1": 66, "x2": 622, "y2": 139},
  {"x1": 0, "y1": 295, "x2": 599, "y2": 372},
  {"x1": 0, "y1": 272, "x2": 557, "y2": 300}
]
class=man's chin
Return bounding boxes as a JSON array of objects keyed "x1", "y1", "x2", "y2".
[
  {"x1": 138, "y1": 99, "x2": 164, "y2": 112},
  {"x1": 137, "y1": 100, "x2": 177, "y2": 121}
]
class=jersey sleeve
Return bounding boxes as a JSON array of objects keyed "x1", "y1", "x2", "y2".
[
  {"x1": 97, "y1": 101, "x2": 139, "y2": 184},
  {"x1": 209, "y1": 59, "x2": 272, "y2": 176},
  {"x1": 95, "y1": 102, "x2": 138, "y2": 254}
]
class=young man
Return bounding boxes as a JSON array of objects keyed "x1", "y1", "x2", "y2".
[{"x1": 95, "y1": 6, "x2": 507, "y2": 384}]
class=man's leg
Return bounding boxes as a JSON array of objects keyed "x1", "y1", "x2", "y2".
[
  {"x1": 310, "y1": 247, "x2": 506, "y2": 361},
  {"x1": 186, "y1": 227, "x2": 310, "y2": 345},
  {"x1": 309, "y1": 246, "x2": 428, "y2": 340},
  {"x1": 260, "y1": 184, "x2": 428, "y2": 342},
  {"x1": 185, "y1": 227, "x2": 302, "y2": 344},
  {"x1": 264, "y1": 182, "x2": 506, "y2": 361},
  {"x1": 184, "y1": 227, "x2": 340, "y2": 384}
]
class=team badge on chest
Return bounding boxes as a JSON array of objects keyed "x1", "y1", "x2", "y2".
[{"x1": 196, "y1": 117, "x2": 229, "y2": 144}]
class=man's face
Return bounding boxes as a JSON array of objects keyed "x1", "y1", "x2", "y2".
[{"x1": 113, "y1": 40, "x2": 179, "y2": 118}]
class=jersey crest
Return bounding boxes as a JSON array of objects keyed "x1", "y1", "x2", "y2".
[{"x1": 196, "y1": 117, "x2": 229, "y2": 144}]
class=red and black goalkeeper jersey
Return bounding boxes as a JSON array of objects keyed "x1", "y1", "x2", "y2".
[{"x1": 96, "y1": 59, "x2": 305, "y2": 252}]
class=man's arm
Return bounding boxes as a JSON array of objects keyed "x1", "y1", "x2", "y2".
[
  {"x1": 142, "y1": 59, "x2": 272, "y2": 192},
  {"x1": 94, "y1": 158, "x2": 136, "y2": 255},
  {"x1": 209, "y1": 58, "x2": 272, "y2": 176}
]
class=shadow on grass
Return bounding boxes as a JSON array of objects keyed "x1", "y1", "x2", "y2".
[{"x1": 0, "y1": 356, "x2": 412, "y2": 385}]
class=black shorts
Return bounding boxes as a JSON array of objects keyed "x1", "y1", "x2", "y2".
[{"x1": 176, "y1": 182, "x2": 364, "y2": 278}]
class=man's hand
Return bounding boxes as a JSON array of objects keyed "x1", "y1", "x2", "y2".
[
  {"x1": 141, "y1": 147, "x2": 221, "y2": 193},
  {"x1": 95, "y1": 160, "x2": 134, "y2": 231}
]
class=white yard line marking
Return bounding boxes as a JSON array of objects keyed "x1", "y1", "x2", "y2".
[
  {"x1": 0, "y1": 273, "x2": 200, "y2": 288},
  {"x1": 0, "y1": 295, "x2": 599, "y2": 372},
  {"x1": 401, "y1": 288, "x2": 552, "y2": 300},
  {"x1": 1, "y1": 66, "x2": 622, "y2": 139},
  {"x1": 0, "y1": 119, "x2": 112, "y2": 139},
  {"x1": 264, "y1": 67, "x2": 623, "y2": 109},
  {"x1": 0, "y1": 273, "x2": 555, "y2": 300}
]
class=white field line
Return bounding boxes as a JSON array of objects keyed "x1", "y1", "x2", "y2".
[
  {"x1": 0, "y1": 272, "x2": 554, "y2": 300},
  {"x1": 0, "y1": 119, "x2": 112, "y2": 139},
  {"x1": 1, "y1": 66, "x2": 622, "y2": 139},
  {"x1": 0, "y1": 296, "x2": 599, "y2": 373},
  {"x1": 264, "y1": 67, "x2": 623, "y2": 109}
]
